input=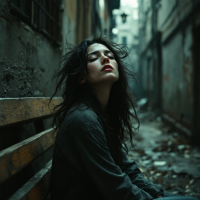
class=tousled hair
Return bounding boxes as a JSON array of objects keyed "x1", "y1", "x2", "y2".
[{"x1": 49, "y1": 35, "x2": 139, "y2": 164}]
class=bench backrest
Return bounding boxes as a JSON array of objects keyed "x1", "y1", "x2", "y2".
[{"x1": 0, "y1": 97, "x2": 62, "y2": 200}]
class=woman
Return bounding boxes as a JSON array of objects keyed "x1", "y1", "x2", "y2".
[{"x1": 49, "y1": 36, "x2": 196, "y2": 200}]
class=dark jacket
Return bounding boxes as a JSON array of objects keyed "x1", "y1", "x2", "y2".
[{"x1": 50, "y1": 104, "x2": 164, "y2": 200}]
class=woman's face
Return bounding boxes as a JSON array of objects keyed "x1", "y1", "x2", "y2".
[{"x1": 81, "y1": 43, "x2": 119, "y2": 85}]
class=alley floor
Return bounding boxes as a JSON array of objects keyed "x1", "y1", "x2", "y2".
[{"x1": 126, "y1": 111, "x2": 200, "y2": 200}]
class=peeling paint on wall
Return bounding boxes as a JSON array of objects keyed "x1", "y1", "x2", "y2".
[
  {"x1": 1, "y1": 58, "x2": 34, "y2": 97},
  {"x1": 0, "y1": 10, "x2": 63, "y2": 98}
]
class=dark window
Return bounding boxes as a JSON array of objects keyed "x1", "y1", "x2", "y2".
[
  {"x1": 10, "y1": 0, "x2": 61, "y2": 46},
  {"x1": 122, "y1": 36, "x2": 127, "y2": 45}
]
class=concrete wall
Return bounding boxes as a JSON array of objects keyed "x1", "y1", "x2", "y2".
[
  {"x1": 162, "y1": 25, "x2": 194, "y2": 127},
  {"x1": 0, "y1": 0, "x2": 76, "y2": 99},
  {"x1": 138, "y1": 0, "x2": 200, "y2": 140},
  {"x1": 75, "y1": 0, "x2": 93, "y2": 44},
  {"x1": 159, "y1": 0, "x2": 200, "y2": 133},
  {"x1": 138, "y1": 0, "x2": 152, "y2": 52}
]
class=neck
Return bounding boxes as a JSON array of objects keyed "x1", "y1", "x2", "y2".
[{"x1": 90, "y1": 82, "x2": 113, "y2": 111}]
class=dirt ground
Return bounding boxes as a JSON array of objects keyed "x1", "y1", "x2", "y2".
[{"x1": 126, "y1": 111, "x2": 200, "y2": 200}]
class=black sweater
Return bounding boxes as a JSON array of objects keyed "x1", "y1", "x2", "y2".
[{"x1": 50, "y1": 104, "x2": 164, "y2": 200}]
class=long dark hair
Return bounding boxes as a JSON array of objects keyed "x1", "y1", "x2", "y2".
[{"x1": 49, "y1": 35, "x2": 139, "y2": 164}]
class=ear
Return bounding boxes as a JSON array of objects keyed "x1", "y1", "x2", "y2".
[{"x1": 79, "y1": 76, "x2": 87, "y2": 84}]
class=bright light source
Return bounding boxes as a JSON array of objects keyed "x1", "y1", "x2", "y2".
[
  {"x1": 121, "y1": 0, "x2": 138, "y2": 8},
  {"x1": 132, "y1": 0, "x2": 138, "y2": 8},
  {"x1": 112, "y1": 28, "x2": 118, "y2": 35}
]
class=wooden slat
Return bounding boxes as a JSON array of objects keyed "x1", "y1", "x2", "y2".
[
  {"x1": 0, "y1": 97, "x2": 62, "y2": 127},
  {"x1": 0, "y1": 128, "x2": 57, "y2": 184},
  {"x1": 8, "y1": 160, "x2": 52, "y2": 200}
]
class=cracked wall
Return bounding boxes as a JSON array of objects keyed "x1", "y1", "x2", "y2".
[
  {"x1": 0, "y1": 0, "x2": 77, "y2": 99},
  {"x1": 0, "y1": 15, "x2": 62, "y2": 98}
]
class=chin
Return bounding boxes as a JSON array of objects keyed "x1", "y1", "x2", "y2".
[{"x1": 104, "y1": 76, "x2": 119, "y2": 83}]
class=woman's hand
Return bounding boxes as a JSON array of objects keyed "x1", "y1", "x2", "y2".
[{"x1": 156, "y1": 195, "x2": 163, "y2": 198}]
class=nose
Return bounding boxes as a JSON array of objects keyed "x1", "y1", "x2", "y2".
[{"x1": 101, "y1": 55, "x2": 110, "y2": 65}]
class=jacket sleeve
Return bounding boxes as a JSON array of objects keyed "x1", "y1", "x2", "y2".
[
  {"x1": 68, "y1": 112, "x2": 154, "y2": 200},
  {"x1": 118, "y1": 149, "x2": 164, "y2": 198}
]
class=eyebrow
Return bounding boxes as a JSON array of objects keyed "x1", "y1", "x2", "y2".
[{"x1": 87, "y1": 50, "x2": 113, "y2": 57}]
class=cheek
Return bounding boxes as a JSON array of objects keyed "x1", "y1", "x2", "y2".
[
  {"x1": 87, "y1": 63, "x2": 100, "y2": 74},
  {"x1": 113, "y1": 60, "x2": 118, "y2": 69}
]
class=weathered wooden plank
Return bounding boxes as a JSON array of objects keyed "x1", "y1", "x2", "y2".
[
  {"x1": 8, "y1": 160, "x2": 52, "y2": 200},
  {"x1": 0, "y1": 128, "x2": 57, "y2": 184},
  {"x1": 0, "y1": 97, "x2": 62, "y2": 127}
]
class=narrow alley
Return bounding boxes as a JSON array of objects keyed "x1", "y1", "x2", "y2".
[
  {"x1": 0, "y1": 0, "x2": 200, "y2": 199},
  {"x1": 127, "y1": 110, "x2": 200, "y2": 199}
]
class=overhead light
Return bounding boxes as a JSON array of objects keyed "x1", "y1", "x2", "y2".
[{"x1": 121, "y1": 12, "x2": 128, "y2": 23}]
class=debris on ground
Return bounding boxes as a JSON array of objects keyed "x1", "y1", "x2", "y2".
[{"x1": 127, "y1": 111, "x2": 200, "y2": 200}]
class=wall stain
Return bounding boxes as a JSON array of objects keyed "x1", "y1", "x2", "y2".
[
  {"x1": 164, "y1": 74, "x2": 169, "y2": 81},
  {"x1": 1, "y1": 58, "x2": 34, "y2": 97}
]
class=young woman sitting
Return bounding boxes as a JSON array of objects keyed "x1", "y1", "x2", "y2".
[{"x1": 49, "y1": 36, "x2": 197, "y2": 200}]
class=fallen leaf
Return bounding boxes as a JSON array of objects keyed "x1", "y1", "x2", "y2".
[
  {"x1": 177, "y1": 145, "x2": 185, "y2": 150},
  {"x1": 184, "y1": 150, "x2": 190, "y2": 154},
  {"x1": 184, "y1": 154, "x2": 190, "y2": 158},
  {"x1": 154, "y1": 161, "x2": 166, "y2": 166},
  {"x1": 156, "y1": 173, "x2": 162, "y2": 176},
  {"x1": 142, "y1": 160, "x2": 151, "y2": 165},
  {"x1": 172, "y1": 191, "x2": 178, "y2": 194},
  {"x1": 189, "y1": 179, "x2": 194, "y2": 185}
]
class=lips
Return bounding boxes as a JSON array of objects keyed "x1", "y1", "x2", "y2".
[{"x1": 101, "y1": 65, "x2": 113, "y2": 71}]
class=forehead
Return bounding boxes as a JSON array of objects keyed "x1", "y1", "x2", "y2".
[{"x1": 87, "y1": 43, "x2": 110, "y2": 54}]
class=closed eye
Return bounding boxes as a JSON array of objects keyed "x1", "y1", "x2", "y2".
[
  {"x1": 89, "y1": 58, "x2": 97, "y2": 62},
  {"x1": 106, "y1": 53, "x2": 115, "y2": 59},
  {"x1": 88, "y1": 55, "x2": 114, "y2": 62}
]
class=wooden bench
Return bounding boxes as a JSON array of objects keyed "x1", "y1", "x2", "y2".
[{"x1": 0, "y1": 97, "x2": 62, "y2": 200}]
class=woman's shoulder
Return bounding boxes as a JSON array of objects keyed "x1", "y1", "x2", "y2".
[
  {"x1": 67, "y1": 103, "x2": 96, "y2": 119},
  {"x1": 64, "y1": 103, "x2": 104, "y2": 130}
]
